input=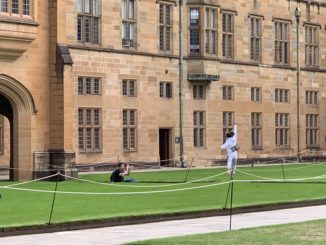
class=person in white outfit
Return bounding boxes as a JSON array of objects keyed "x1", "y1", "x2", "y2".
[{"x1": 220, "y1": 124, "x2": 238, "y2": 176}]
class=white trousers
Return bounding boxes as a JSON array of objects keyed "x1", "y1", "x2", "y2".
[{"x1": 227, "y1": 151, "x2": 237, "y2": 170}]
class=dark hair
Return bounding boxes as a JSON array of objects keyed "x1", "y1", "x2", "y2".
[
  {"x1": 118, "y1": 162, "x2": 123, "y2": 167},
  {"x1": 226, "y1": 131, "x2": 234, "y2": 138}
]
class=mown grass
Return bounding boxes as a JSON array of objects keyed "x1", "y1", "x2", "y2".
[
  {"x1": 0, "y1": 163, "x2": 325, "y2": 228},
  {"x1": 129, "y1": 219, "x2": 326, "y2": 245}
]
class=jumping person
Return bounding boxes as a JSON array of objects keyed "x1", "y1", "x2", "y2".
[
  {"x1": 220, "y1": 124, "x2": 238, "y2": 177},
  {"x1": 109, "y1": 162, "x2": 131, "y2": 182}
]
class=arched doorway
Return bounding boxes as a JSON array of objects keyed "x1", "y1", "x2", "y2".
[
  {"x1": 0, "y1": 74, "x2": 37, "y2": 181},
  {"x1": 0, "y1": 95, "x2": 12, "y2": 180}
]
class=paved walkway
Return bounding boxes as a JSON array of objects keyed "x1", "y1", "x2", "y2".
[{"x1": 1, "y1": 205, "x2": 326, "y2": 245}]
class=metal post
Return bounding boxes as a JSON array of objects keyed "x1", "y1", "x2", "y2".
[
  {"x1": 179, "y1": 0, "x2": 184, "y2": 167},
  {"x1": 295, "y1": 7, "x2": 301, "y2": 162}
]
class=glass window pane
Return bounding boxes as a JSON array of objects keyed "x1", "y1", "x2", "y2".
[
  {"x1": 77, "y1": 0, "x2": 83, "y2": 12},
  {"x1": 1, "y1": 0, "x2": 8, "y2": 13},
  {"x1": 85, "y1": 0, "x2": 91, "y2": 13},
  {"x1": 23, "y1": 0, "x2": 30, "y2": 15},
  {"x1": 12, "y1": 0, "x2": 18, "y2": 14},
  {"x1": 129, "y1": 0, "x2": 135, "y2": 19}
]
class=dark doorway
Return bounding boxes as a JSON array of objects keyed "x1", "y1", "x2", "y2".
[
  {"x1": 159, "y1": 129, "x2": 171, "y2": 166},
  {"x1": 0, "y1": 94, "x2": 13, "y2": 180}
]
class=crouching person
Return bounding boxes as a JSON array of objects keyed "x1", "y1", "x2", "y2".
[{"x1": 110, "y1": 163, "x2": 134, "y2": 182}]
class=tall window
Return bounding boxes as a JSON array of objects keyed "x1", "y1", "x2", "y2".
[
  {"x1": 189, "y1": 8, "x2": 200, "y2": 54},
  {"x1": 160, "y1": 82, "x2": 172, "y2": 98},
  {"x1": 274, "y1": 21, "x2": 289, "y2": 64},
  {"x1": 205, "y1": 8, "x2": 216, "y2": 55},
  {"x1": 222, "y1": 12, "x2": 234, "y2": 59},
  {"x1": 122, "y1": 0, "x2": 136, "y2": 47},
  {"x1": 122, "y1": 79, "x2": 136, "y2": 97},
  {"x1": 275, "y1": 113, "x2": 290, "y2": 147},
  {"x1": 275, "y1": 89, "x2": 289, "y2": 103},
  {"x1": 77, "y1": 0, "x2": 100, "y2": 44},
  {"x1": 223, "y1": 112, "x2": 234, "y2": 142},
  {"x1": 0, "y1": 0, "x2": 30, "y2": 16},
  {"x1": 78, "y1": 77, "x2": 101, "y2": 95},
  {"x1": 250, "y1": 17, "x2": 261, "y2": 62},
  {"x1": 251, "y1": 113, "x2": 262, "y2": 149},
  {"x1": 193, "y1": 84, "x2": 205, "y2": 100},
  {"x1": 306, "y1": 114, "x2": 319, "y2": 147},
  {"x1": 251, "y1": 87, "x2": 261, "y2": 102},
  {"x1": 123, "y1": 109, "x2": 137, "y2": 151},
  {"x1": 305, "y1": 25, "x2": 319, "y2": 67},
  {"x1": 159, "y1": 2, "x2": 172, "y2": 52},
  {"x1": 0, "y1": 116, "x2": 3, "y2": 155},
  {"x1": 305, "y1": 91, "x2": 318, "y2": 105},
  {"x1": 222, "y1": 85, "x2": 234, "y2": 100},
  {"x1": 78, "y1": 108, "x2": 102, "y2": 152},
  {"x1": 193, "y1": 111, "x2": 205, "y2": 148}
]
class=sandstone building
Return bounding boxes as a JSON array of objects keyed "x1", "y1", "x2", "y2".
[{"x1": 0, "y1": 0, "x2": 326, "y2": 180}]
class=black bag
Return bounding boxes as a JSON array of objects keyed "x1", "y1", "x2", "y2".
[{"x1": 231, "y1": 144, "x2": 240, "y2": 152}]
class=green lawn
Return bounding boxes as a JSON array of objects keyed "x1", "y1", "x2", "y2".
[
  {"x1": 0, "y1": 163, "x2": 325, "y2": 228},
  {"x1": 129, "y1": 219, "x2": 326, "y2": 245}
]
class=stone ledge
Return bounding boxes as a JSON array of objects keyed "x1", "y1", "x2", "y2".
[{"x1": 0, "y1": 19, "x2": 38, "y2": 61}]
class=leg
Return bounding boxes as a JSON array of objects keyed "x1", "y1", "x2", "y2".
[
  {"x1": 231, "y1": 158, "x2": 237, "y2": 176},
  {"x1": 227, "y1": 155, "x2": 233, "y2": 176}
]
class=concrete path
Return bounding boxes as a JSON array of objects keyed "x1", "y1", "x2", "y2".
[{"x1": 1, "y1": 205, "x2": 326, "y2": 245}]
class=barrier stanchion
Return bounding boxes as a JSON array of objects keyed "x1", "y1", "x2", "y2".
[
  {"x1": 48, "y1": 172, "x2": 60, "y2": 225},
  {"x1": 184, "y1": 158, "x2": 194, "y2": 182},
  {"x1": 281, "y1": 160, "x2": 286, "y2": 181},
  {"x1": 229, "y1": 173, "x2": 234, "y2": 231}
]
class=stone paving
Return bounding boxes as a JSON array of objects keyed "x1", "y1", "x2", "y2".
[{"x1": 0, "y1": 205, "x2": 326, "y2": 245}]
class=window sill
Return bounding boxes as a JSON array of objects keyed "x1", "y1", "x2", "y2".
[
  {"x1": 252, "y1": 147, "x2": 263, "y2": 151},
  {"x1": 79, "y1": 150, "x2": 103, "y2": 154}
]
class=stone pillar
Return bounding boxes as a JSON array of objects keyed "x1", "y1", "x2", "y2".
[{"x1": 33, "y1": 150, "x2": 78, "y2": 180}]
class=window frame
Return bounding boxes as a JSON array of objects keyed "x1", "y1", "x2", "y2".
[
  {"x1": 77, "y1": 0, "x2": 101, "y2": 45},
  {"x1": 122, "y1": 79, "x2": 137, "y2": 97},
  {"x1": 222, "y1": 11, "x2": 234, "y2": 59},
  {"x1": 159, "y1": 1, "x2": 173, "y2": 52},
  {"x1": 275, "y1": 113, "x2": 290, "y2": 148},
  {"x1": 122, "y1": 0, "x2": 136, "y2": 48},
  {"x1": 305, "y1": 25, "x2": 319, "y2": 67},
  {"x1": 251, "y1": 112, "x2": 262, "y2": 149},
  {"x1": 251, "y1": 87, "x2": 262, "y2": 102},
  {"x1": 222, "y1": 111, "x2": 234, "y2": 143},
  {"x1": 205, "y1": 7, "x2": 217, "y2": 55},
  {"x1": 78, "y1": 77, "x2": 102, "y2": 95},
  {"x1": 159, "y1": 81, "x2": 173, "y2": 99},
  {"x1": 78, "y1": 108, "x2": 102, "y2": 152},
  {"x1": 0, "y1": 0, "x2": 31, "y2": 17},
  {"x1": 305, "y1": 90, "x2": 318, "y2": 105},
  {"x1": 274, "y1": 21, "x2": 290, "y2": 65},
  {"x1": 123, "y1": 109, "x2": 137, "y2": 151},
  {"x1": 222, "y1": 85, "x2": 234, "y2": 101},
  {"x1": 193, "y1": 84, "x2": 205, "y2": 100},
  {"x1": 306, "y1": 114, "x2": 319, "y2": 148},
  {"x1": 249, "y1": 16, "x2": 262, "y2": 62},
  {"x1": 275, "y1": 88, "x2": 289, "y2": 103},
  {"x1": 193, "y1": 111, "x2": 206, "y2": 148},
  {"x1": 189, "y1": 7, "x2": 200, "y2": 54}
]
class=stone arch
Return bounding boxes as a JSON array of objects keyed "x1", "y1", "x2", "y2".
[{"x1": 0, "y1": 74, "x2": 37, "y2": 180}]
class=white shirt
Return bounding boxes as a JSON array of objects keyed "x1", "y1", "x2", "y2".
[{"x1": 220, "y1": 125, "x2": 237, "y2": 155}]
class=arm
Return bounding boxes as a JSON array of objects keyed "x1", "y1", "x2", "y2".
[
  {"x1": 233, "y1": 124, "x2": 237, "y2": 143},
  {"x1": 120, "y1": 164, "x2": 131, "y2": 176},
  {"x1": 220, "y1": 142, "x2": 227, "y2": 150}
]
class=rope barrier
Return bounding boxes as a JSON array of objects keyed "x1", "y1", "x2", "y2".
[
  {"x1": 4, "y1": 173, "x2": 60, "y2": 188},
  {"x1": 0, "y1": 176, "x2": 232, "y2": 195},
  {"x1": 239, "y1": 162, "x2": 325, "y2": 173},
  {"x1": 60, "y1": 170, "x2": 229, "y2": 188}
]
